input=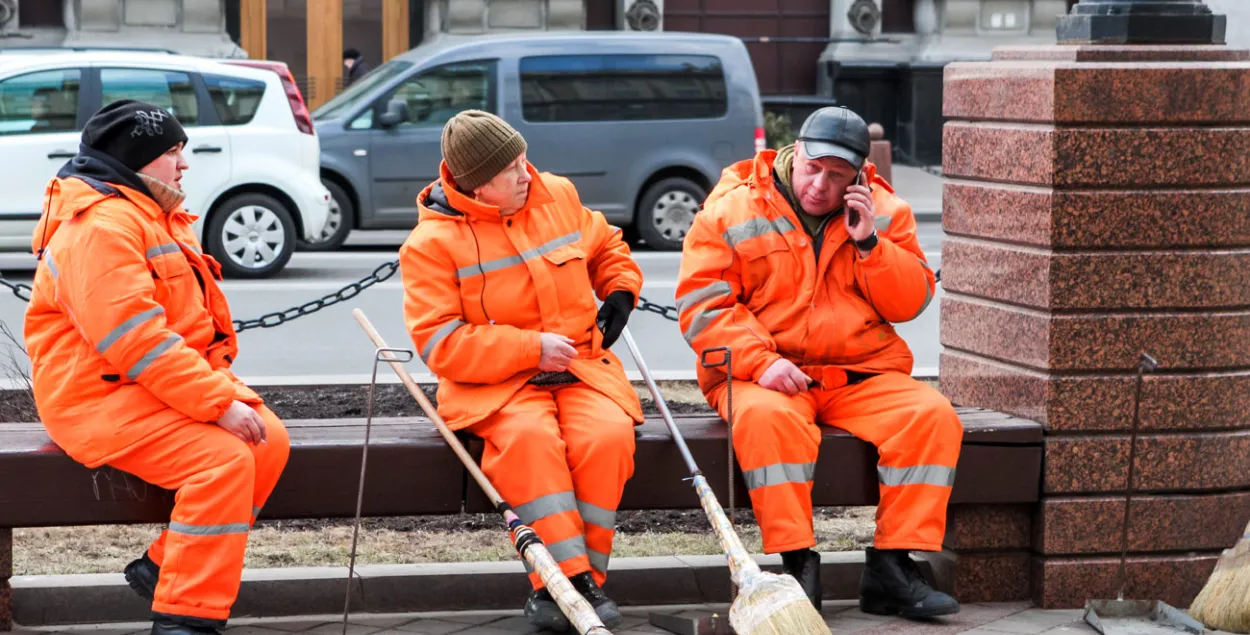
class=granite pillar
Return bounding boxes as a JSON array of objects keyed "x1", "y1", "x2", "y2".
[
  {"x1": 938, "y1": 4, "x2": 1250, "y2": 608},
  {"x1": 0, "y1": 527, "x2": 10, "y2": 630}
]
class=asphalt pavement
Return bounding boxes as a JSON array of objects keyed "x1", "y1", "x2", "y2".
[{"x1": 0, "y1": 220, "x2": 945, "y2": 387}]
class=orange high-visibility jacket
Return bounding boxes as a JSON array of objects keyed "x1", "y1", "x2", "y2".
[
  {"x1": 401, "y1": 162, "x2": 645, "y2": 430},
  {"x1": 676, "y1": 150, "x2": 935, "y2": 394},
  {"x1": 24, "y1": 153, "x2": 262, "y2": 469}
]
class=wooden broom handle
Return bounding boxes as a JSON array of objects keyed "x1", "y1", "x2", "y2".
[{"x1": 352, "y1": 308, "x2": 505, "y2": 506}]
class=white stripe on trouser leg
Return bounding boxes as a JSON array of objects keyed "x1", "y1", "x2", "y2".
[
  {"x1": 877, "y1": 464, "x2": 956, "y2": 487},
  {"x1": 168, "y1": 521, "x2": 250, "y2": 536},
  {"x1": 743, "y1": 462, "x2": 816, "y2": 491},
  {"x1": 522, "y1": 535, "x2": 588, "y2": 573}
]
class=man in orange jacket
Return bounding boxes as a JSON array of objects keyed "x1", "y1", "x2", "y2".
[
  {"x1": 400, "y1": 110, "x2": 644, "y2": 632},
  {"x1": 24, "y1": 100, "x2": 290, "y2": 635},
  {"x1": 676, "y1": 106, "x2": 961, "y2": 618}
]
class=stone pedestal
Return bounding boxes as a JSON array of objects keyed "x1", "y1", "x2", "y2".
[{"x1": 939, "y1": 43, "x2": 1250, "y2": 609}]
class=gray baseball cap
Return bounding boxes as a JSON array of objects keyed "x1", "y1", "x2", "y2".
[{"x1": 796, "y1": 106, "x2": 871, "y2": 170}]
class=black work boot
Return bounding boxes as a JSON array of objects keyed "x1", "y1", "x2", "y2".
[
  {"x1": 780, "y1": 548, "x2": 822, "y2": 611},
  {"x1": 150, "y1": 613, "x2": 225, "y2": 635},
  {"x1": 859, "y1": 547, "x2": 960, "y2": 619},
  {"x1": 524, "y1": 588, "x2": 570, "y2": 632},
  {"x1": 571, "y1": 571, "x2": 623, "y2": 629},
  {"x1": 124, "y1": 551, "x2": 160, "y2": 601}
]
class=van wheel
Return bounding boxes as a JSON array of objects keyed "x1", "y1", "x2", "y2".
[
  {"x1": 299, "y1": 179, "x2": 353, "y2": 251},
  {"x1": 636, "y1": 177, "x2": 706, "y2": 251},
  {"x1": 205, "y1": 193, "x2": 296, "y2": 279}
]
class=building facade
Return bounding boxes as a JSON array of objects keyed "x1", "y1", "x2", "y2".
[{"x1": 2, "y1": 1, "x2": 1245, "y2": 165}]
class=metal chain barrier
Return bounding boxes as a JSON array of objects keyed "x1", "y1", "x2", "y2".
[
  {"x1": 231, "y1": 260, "x2": 400, "y2": 332},
  {"x1": 1, "y1": 260, "x2": 683, "y2": 329},
  {"x1": 1, "y1": 277, "x2": 32, "y2": 303}
]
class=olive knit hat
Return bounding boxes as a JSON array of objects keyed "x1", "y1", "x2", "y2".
[{"x1": 441, "y1": 110, "x2": 528, "y2": 192}]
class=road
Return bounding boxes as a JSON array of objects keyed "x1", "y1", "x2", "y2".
[{"x1": 0, "y1": 224, "x2": 946, "y2": 385}]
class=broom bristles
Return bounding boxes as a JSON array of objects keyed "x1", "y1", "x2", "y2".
[
  {"x1": 728, "y1": 570, "x2": 830, "y2": 635},
  {"x1": 1189, "y1": 545, "x2": 1250, "y2": 634}
]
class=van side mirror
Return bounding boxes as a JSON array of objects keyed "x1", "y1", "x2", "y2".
[{"x1": 378, "y1": 99, "x2": 410, "y2": 128}]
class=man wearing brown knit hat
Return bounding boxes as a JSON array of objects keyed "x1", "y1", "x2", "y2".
[{"x1": 399, "y1": 110, "x2": 644, "y2": 631}]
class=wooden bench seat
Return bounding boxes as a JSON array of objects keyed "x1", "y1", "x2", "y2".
[{"x1": 0, "y1": 407, "x2": 1041, "y2": 529}]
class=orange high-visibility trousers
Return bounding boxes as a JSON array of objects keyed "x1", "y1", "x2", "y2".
[
  {"x1": 108, "y1": 404, "x2": 290, "y2": 622},
  {"x1": 708, "y1": 371, "x2": 962, "y2": 554},
  {"x1": 468, "y1": 382, "x2": 636, "y2": 590}
]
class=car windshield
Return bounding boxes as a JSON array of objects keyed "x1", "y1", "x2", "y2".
[{"x1": 313, "y1": 59, "x2": 413, "y2": 120}]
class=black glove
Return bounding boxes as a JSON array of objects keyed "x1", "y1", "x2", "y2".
[{"x1": 595, "y1": 290, "x2": 634, "y2": 350}]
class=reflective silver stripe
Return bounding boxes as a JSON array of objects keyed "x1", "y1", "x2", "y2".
[
  {"x1": 682, "y1": 308, "x2": 725, "y2": 344},
  {"x1": 911, "y1": 284, "x2": 934, "y2": 320},
  {"x1": 675, "y1": 280, "x2": 732, "y2": 316},
  {"x1": 421, "y1": 319, "x2": 464, "y2": 363},
  {"x1": 97, "y1": 306, "x2": 164, "y2": 354},
  {"x1": 577, "y1": 500, "x2": 616, "y2": 531},
  {"x1": 515, "y1": 491, "x2": 577, "y2": 524},
  {"x1": 546, "y1": 535, "x2": 588, "y2": 563},
  {"x1": 873, "y1": 215, "x2": 893, "y2": 232},
  {"x1": 457, "y1": 230, "x2": 582, "y2": 279},
  {"x1": 45, "y1": 253, "x2": 59, "y2": 278},
  {"x1": 878, "y1": 465, "x2": 956, "y2": 487},
  {"x1": 126, "y1": 333, "x2": 181, "y2": 380},
  {"x1": 145, "y1": 243, "x2": 180, "y2": 259},
  {"x1": 723, "y1": 217, "x2": 795, "y2": 248},
  {"x1": 743, "y1": 462, "x2": 816, "y2": 491},
  {"x1": 169, "y1": 521, "x2": 249, "y2": 536},
  {"x1": 589, "y1": 549, "x2": 610, "y2": 573}
]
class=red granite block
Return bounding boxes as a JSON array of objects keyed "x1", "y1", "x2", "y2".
[
  {"x1": 942, "y1": 181, "x2": 1250, "y2": 250},
  {"x1": 944, "y1": 62, "x2": 1250, "y2": 124},
  {"x1": 940, "y1": 295, "x2": 1250, "y2": 372},
  {"x1": 1031, "y1": 553, "x2": 1219, "y2": 609},
  {"x1": 952, "y1": 552, "x2": 1032, "y2": 604},
  {"x1": 1044, "y1": 431, "x2": 1250, "y2": 494},
  {"x1": 943, "y1": 122, "x2": 1250, "y2": 188},
  {"x1": 941, "y1": 239, "x2": 1250, "y2": 311},
  {"x1": 0, "y1": 579, "x2": 9, "y2": 631},
  {"x1": 1036, "y1": 493, "x2": 1250, "y2": 555},
  {"x1": 944, "y1": 504, "x2": 1032, "y2": 551},
  {"x1": 991, "y1": 45, "x2": 1250, "y2": 63},
  {"x1": 0, "y1": 528, "x2": 8, "y2": 579},
  {"x1": 939, "y1": 351, "x2": 1250, "y2": 433}
]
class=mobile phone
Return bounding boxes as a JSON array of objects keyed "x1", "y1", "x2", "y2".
[{"x1": 847, "y1": 168, "x2": 865, "y2": 227}]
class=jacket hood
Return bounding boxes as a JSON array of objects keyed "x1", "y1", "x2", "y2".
[
  {"x1": 705, "y1": 148, "x2": 891, "y2": 211},
  {"x1": 32, "y1": 145, "x2": 159, "y2": 256},
  {"x1": 416, "y1": 160, "x2": 555, "y2": 224}
]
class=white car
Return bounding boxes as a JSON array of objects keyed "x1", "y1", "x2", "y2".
[{"x1": 0, "y1": 48, "x2": 330, "y2": 278}]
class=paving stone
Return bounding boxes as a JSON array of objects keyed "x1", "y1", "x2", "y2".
[
  {"x1": 977, "y1": 609, "x2": 1086, "y2": 634},
  {"x1": 474, "y1": 616, "x2": 540, "y2": 633},
  {"x1": 303, "y1": 623, "x2": 385, "y2": 635},
  {"x1": 347, "y1": 618, "x2": 422, "y2": 629},
  {"x1": 258, "y1": 622, "x2": 334, "y2": 633},
  {"x1": 225, "y1": 628, "x2": 291, "y2": 635},
  {"x1": 391, "y1": 620, "x2": 473, "y2": 634}
]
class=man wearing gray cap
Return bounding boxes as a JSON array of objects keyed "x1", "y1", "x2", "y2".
[{"x1": 676, "y1": 106, "x2": 961, "y2": 618}]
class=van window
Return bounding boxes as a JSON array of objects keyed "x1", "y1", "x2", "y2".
[
  {"x1": 100, "y1": 68, "x2": 199, "y2": 126},
  {"x1": 386, "y1": 60, "x2": 493, "y2": 129},
  {"x1": 0, "y1": 68, "x2": 81, "y2": 136},
  {"x1": 519, "y1": 54, "x2": 727, "y2": 123},
  {"x1": 313, "y1": 59, "x2": 412, "y2": 121},
  {"x1": 203, "y1": 74, "x2": 266, "y2": 125}
]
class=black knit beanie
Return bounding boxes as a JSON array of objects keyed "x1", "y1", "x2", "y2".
[{"x1": 81, "y1": 99, "x2": 189, "y2": 172}]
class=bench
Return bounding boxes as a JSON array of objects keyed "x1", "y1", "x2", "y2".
[{"x1": 0, "y1": 407, "x2": 1042, "y2": 629}]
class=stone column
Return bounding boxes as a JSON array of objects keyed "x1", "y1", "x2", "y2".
[{"x1": 938, "y1": 0, "x2": 1250, "y2": 609}]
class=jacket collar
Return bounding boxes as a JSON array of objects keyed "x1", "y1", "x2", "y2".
[{"x1": 418, "y1": 161, "x2": 555, "y2": 223}]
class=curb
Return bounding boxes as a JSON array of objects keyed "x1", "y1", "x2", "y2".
[{"x1": 10, "y1": 551, "x2": 938, "y2": 627}]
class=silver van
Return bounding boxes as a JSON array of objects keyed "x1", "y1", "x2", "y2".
[{"x1": 310, "y1": 31, "x2": 764, "y2": 251}]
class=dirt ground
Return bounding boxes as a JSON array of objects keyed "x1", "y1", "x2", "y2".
[{"x1": 13, "y1": 507, "x2": 878, "y2": 576}]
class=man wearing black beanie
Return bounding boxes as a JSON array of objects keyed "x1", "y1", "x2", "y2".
[{"x1": 24, "y1": 100, "x2": 291, "y2": 635}]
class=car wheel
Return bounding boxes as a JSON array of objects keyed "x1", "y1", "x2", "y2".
[
  {"x1": 299, "y1": 179, "x2": 354, "y2": 251},
  {"x1": 205, "y1": 193, "x2": 297, "y2": 279},
  {"x1": 636, "y1": 177, "x2": 706, "y2": 251}
]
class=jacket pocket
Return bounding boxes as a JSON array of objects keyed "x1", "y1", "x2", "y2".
[
  {"x1": 541, "y1": 243, "x2": 587, "y2": 267},
  {"x1": 149, "y1": 251, "x2": 194, "y2": 281}
]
